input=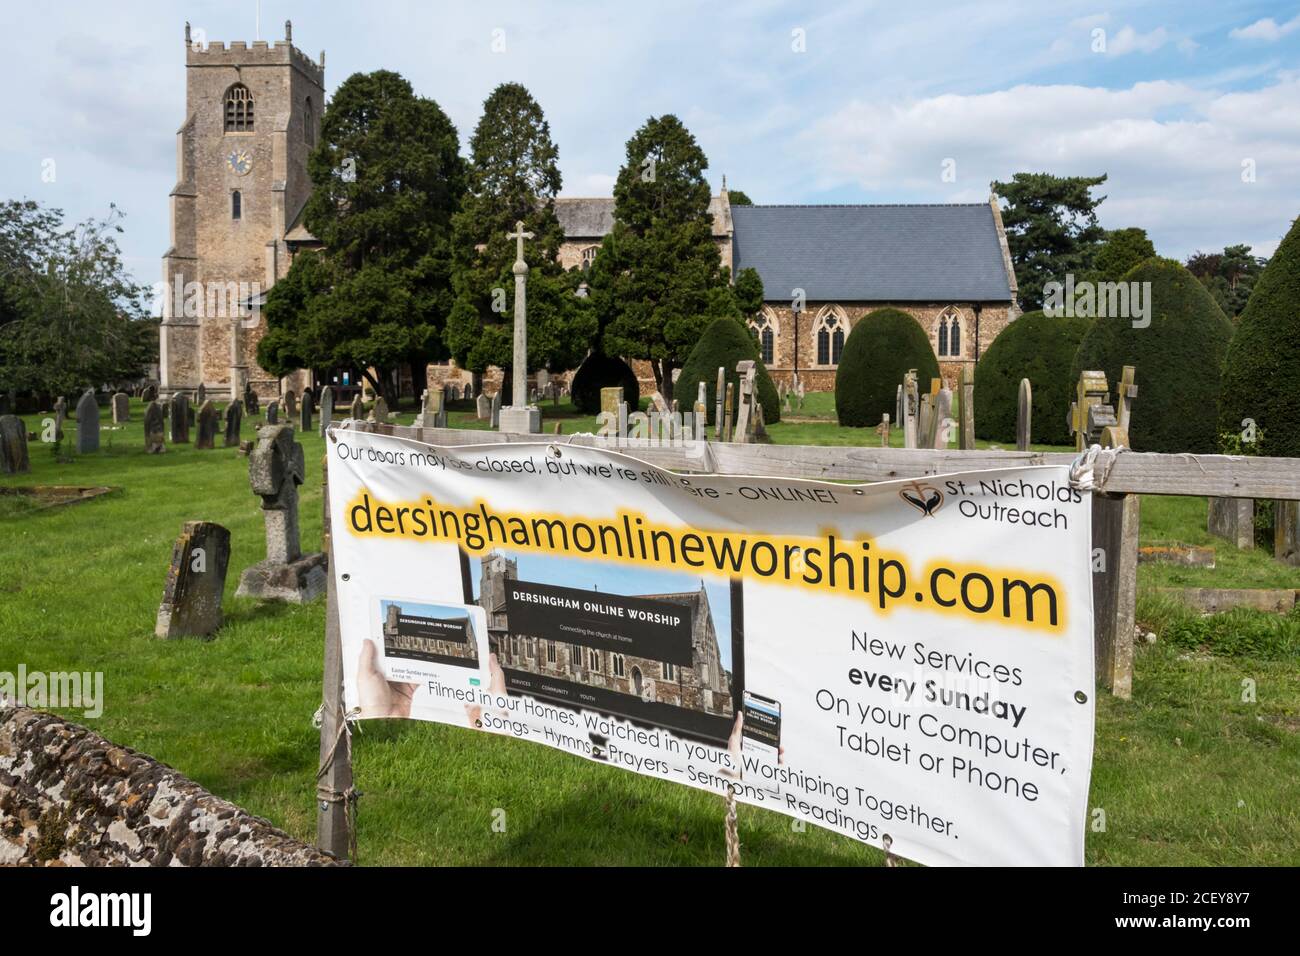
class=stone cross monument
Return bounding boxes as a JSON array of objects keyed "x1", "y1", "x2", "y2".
[
  {"x1": 235, "y1": 425, "x2": 326, "y2": 603},
  {"x1": 499, "y1": 220, "x2": 541, "y2": 434}
]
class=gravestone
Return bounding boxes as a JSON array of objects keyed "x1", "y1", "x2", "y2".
[
  {"x1": 958, "y1": 366, "x2": 975, "y2": 450},
  {"x1": 197, "y1": 383, "x2": 206, "y2": 407},
  {"x1": 170, "y1": 393, "x2": 191, "y2": 444},
  {"x1": 235, "y1": 425, "x2": 327, "y2": 603},
  {"x1": 476, "y1": 392, "x2": 491, "y2": 421},
  {"x1": 0, "y1": 415, "x2": 30, "y2": 474},
  {"x1": 349, "y1": 395, "x2": 363, "y2": 420},
  {"x1": 490, "y1": 392, "x2": 501, "y2": 429},
  {"x1": 265, "y1": 400, "x2": 279, "y2": 425},
  {"x1": 195, "y1": 400, "x2": 219, "y2": 449},
  {"x1": 918, "y1": 394, "x2": 934, "y2": 449},
  {"x1": 141, "y1": 385, "x2": 157, "y2": 402},
  {"x1": 284, "y1": 391, "x2": 298, "y2": 418},
  {"x1": 733, "y1": 361, "x2": 757, "y2": 444},
  {"x1": 876, "y1": 414, "x2": 891, "y2": 448},
  {"x1": 413, "y1": 389, "x2": 445, "y2": 428},
  {"x1": 300, "y1": 398, "x2": 312, "y2": 433},
  {"x1": 112, "y1": 392, "x2": 130, "y2": 424},
  {"x1": 1275, "y1": 500, "x2": 1300, "y2": 567},
  {"x1": 714, "y1": 367, "x2": 726, "y2": 439},
  {"x1": 144, "y1": 401, "x2": 167, "y2": 453},
  {"x1": 932, "y1": 388, "x2": 953, "y2": 449},
  {"x1": 599, "y1": 387, "x2": 622, "y2": 426},
  {"x1": 243, "y1": 386, "x2": 259, "y2": 416},
  {"x1": 902, "y1": 370, "x2": 919, "y2": 449},
  {"x1": 319, "y1": 386, "x2": 334, "y2": 437},
  {"x1": 368, "y1": 396, "x2": 388, "y2": 423},
  {"x1": 223, "y1": 401, "x2": 243, "y2": 448},
  {"x1": 76, "y1": 390, "x2": 100, "y2": 454},
  {"x1": 1208, "y1": 498, "x2": 1254, "y2": 550},
  {"x1": 1016, "y1": 379, "x2": 1033, "y2": 451},
  {"x1": 155, "y1": 521, "x2": 231, "y2": 639},
  {"x1": 302, "y1": 388, "x2": 314, "y2": 413},
  {"x1": 722, "y1": 382, "x2": 735, "y2": 442}
]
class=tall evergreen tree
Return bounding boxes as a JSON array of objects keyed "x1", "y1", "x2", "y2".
[
  {"x1": 257, "y1": 70, "x2": 465, "y2": 403},
  {"x1": 587, "y1": 115, "x2": 739, "y2": 402},
  {"x1": 991, "y1": 172, "x2": 1108, "y2": 311},
  {"x1": 444, "y1": 83, "x2": 593, "y2": 399}
]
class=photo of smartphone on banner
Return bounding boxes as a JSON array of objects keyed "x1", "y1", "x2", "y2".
[{"x1": 742, "y1": 691, "x2": 781, "y2": 761}]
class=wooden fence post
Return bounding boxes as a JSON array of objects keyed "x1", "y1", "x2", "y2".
[
  {"x1": 317, "y1": 455, "x2": 354, "y2": 860},
  {"x1": 1091, "y1": 492, "x2": 1139, "y2": 699}
]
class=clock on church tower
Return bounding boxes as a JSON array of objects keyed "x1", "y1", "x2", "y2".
[{"x1": 227, "y1": 148, "x2": 253, "y2": 175}]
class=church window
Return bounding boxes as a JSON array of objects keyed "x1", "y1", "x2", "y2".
[
  {"x1": 937, "y1": 307, "x2": 962, "y2": 357},
  {"x1": 224, "y1": 84, "x2": 254, "y2": 132},
  {"x1": 662, "y1": 660, "x2": 676, "y2": 681},
  {"x1": 580, "y1": 245, "x2": 598, "y2": 271},
  {"x1": 231, "y1": 191, "x2": 241, "y2": 220},
  {"x1": 570, "y1": 643, "x2": 583, "y2": 666},
  {"x1": 813, "y1": 307, "x2": 846, "y2": 366},
  {"x1": 588, "y1": 649, "x2": 601, "y2": 672},
  {"x1": 304, "y1": 97, "x2": 315, "y2": 145},
  {"x1": 613, "y1": 654, "x2": 625, "y2": 678},
  {"x1": 747, "y1": 307, "x2": 779, "y2": 365},
  {"x1": 546, "y1": 641, "x2": 556, "y2": 664}
]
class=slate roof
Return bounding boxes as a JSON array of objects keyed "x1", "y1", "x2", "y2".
[
  {"x1": 731, "y1": 203, "x2": 1013, "y2": 303},
  {"x1": 556, "y1": 196, "x2": 732, "y2": 239}
]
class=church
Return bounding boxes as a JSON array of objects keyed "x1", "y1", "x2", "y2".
[{"x1": 159, "y1": 23, "x2": 1020, "y2": 403}]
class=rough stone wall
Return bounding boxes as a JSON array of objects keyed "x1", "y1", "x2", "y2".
[
  {"x1": 0, "y1": 706, "x2": 341, "y2": 866},
  {"x1": 757, "y1": 302, "x2": 1012, "y2": 390}
]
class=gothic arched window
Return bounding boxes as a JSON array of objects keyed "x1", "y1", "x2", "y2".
[
  {"x1": 748, "y1": 307, "x2": 779, "y2": 365},
  {"x1": 814, "y1": 307, "x2": 847, "y2": 366},
  {"x1": 231, "y1": 190, "x2": 242, "y2": 220},
  {"x1": 580, "y1": 245, "x2": 599, "y2": 272},
  {"x1": 224, "y1": 84, "x2": 254, "y2": 132},
  {"x1": 304, "y1": 96, "x2": 314, "y2": 145},
  {"x1": 937, "y1": 307, "x2": 962, "y2": 357}
]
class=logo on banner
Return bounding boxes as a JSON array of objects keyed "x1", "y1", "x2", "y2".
[{"x1": 899, "y1": 482, "x2": 944, "y2": 517}]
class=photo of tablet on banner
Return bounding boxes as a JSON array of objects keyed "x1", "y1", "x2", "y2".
[{"x1": 375, "y1": 597, "x2": 490, "y2": 689}]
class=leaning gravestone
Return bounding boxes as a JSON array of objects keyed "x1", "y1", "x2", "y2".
[
  {"x1": 112, "y1": 392, "x2": 130, "y2": 424},
  {"x1": 223, "y1": 401, "x2": 243, "y2": 448},
  {"x1": 235, "y1": 425, "x2": 327, "y2": 603},
  {"x1": 265, "y1": 400, "x2": 279, "y2": 425},
  {"x1": 195, "y1": 400, "x2": 219, "y2": 450},
  {"x1": 144, "y1": 401, "x2": 166, "y2": 453},
  {"x1": 300, "y1": 398, "x2": 312, "y2": 433},
  {"x1": 155, "y1": 521, "x2": 231, "y2": 639},
  {"x1": 0, "y1": 414, "x2": 30, "y2": 474},
  {"x1": 170, "y1": 393, "x2": 190, "y2": 444},
  {"x1": 76, "y1": 390, "x2": 100, "y2": 454},
  {"x1": 368, "y1": 396, "x2": 388, "y2": 423},
  {"x1": 142, "y1": 385, "x2": 157, "y2": 402},
  {"x1": 319, "y1": 386, "x2": 334, "y2": 437},
  {"x1": 349, "y1": 395, "x2": 363, "y2": 421}
]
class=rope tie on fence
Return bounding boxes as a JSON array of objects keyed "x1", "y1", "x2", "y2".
[
  {"x1": 1069, "y1": 444, "x2": 1127, "y2": 492},
  {"x1": 315, "y1": 703, "x2": 362, "y2": 862},
  {"x1": 724, "y1": 788, "x2": 740, "y2": 867}
]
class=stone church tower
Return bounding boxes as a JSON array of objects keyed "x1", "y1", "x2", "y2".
[{"x1": 160, "y1": 21, "x2": 324, "y2": 400}]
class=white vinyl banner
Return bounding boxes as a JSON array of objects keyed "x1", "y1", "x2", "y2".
[{"x1": 327, "y1": 427, "x2": 1096, "y2": 867}]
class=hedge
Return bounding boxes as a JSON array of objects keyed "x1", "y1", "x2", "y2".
[
  {"x1": 676, "y1": 317, "x2": 780, "y2": 426},
  {"x1": 1219, "y1": 215, "x2": 1300, "y2": 457},
  {"x1": 569, "y1": 350, "x2": 639, "y2": 415},
  {"x1": 974, "y1": 310, "x2": 1090, "y2": 446},
  {"x1": 835, "y1": 308, "x2": 939, "y2": 427},
  {"x1": 1070, "y1": 257, "x2": 1233, "y2": 453}
]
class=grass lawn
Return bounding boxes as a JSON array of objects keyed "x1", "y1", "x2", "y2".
[{"x1": 2, "y1": 396, "x2": 1297, "y2": 865}]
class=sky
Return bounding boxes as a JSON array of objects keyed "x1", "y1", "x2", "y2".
[{"x1": 5, "y1": 1, "x2": 1300, "y2": 288}]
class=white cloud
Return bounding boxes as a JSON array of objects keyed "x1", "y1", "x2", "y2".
[
  {"x1": 1105, "y1": 25, "x2": 1169, "y2": 56},
  {"x1": 1230, "y1": 15, "x2": 1300, "y2": 41},
  {"x1": 803, "y1": 76, "x2": 1300, "y2": 257}
]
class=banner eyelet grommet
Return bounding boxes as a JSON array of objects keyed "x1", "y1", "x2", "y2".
[
  {"x1": 341, "y1": 573, "x2": 350, "y2": 582},
  {"x1": 853, "y1": 488, "x2": 865, "y2": 495},
  {"x1": 1074, "y1": 690, "x2": 1088, "y2": 704},
  {"x1": 548, "y1": 445, "x2": 562, "y2": 458},
  {"x1": 680, "y1": 478, "x2": 691, "y2": 486}
]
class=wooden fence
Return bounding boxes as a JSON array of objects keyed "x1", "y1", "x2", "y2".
[{"x1": 316, "y1": 422, "x2": 1300, "y2": 860}]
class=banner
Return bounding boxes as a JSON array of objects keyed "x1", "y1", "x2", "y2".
[{"x1": 327, "y1": 428, "x2": 1096, "y2": 867}]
